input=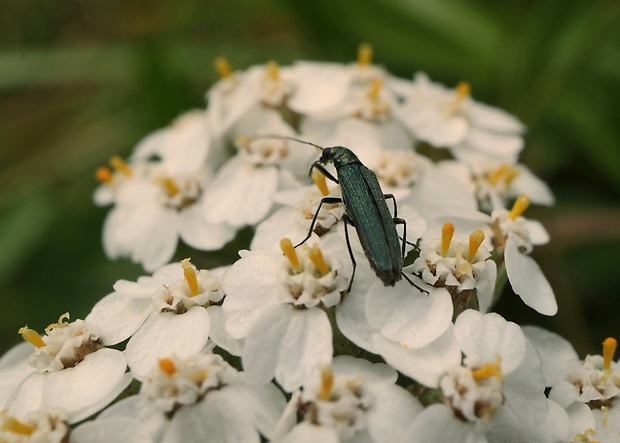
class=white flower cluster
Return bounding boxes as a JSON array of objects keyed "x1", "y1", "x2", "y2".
[{"x1": 0, "y1": 47, "x2": 614, "y2": 443}]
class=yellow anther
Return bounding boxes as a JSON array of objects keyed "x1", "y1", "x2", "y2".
[
  {"x1": 266, "y1": 61, "x2": 280, "y2": 81},
  {"x1": 312, "y1": 168, "x2": 330, "y2": 196},
  {"x1": 441, "y1": 223, "x2": 455, "y2": 256},
  {"x1": 158, "y1": 358, "x2": 177, "y2": 376},
  {"x1": 367, "y1": 78, "x2": 383, "y2": 101},
  {"x1": 1, "y1": 416, "x2": 35, "y2": 435},
  {"x1": 95, "y1": 166, "x2": 113, "y2": 184},
  {"x1": 508, "y1": 195, "x2": 530, "y2": 221},
  {"x1": 18, "y1": 326, "x2": 46, "y2": 348},
  {"x1": 487, "y1": 164, "x2": 520, "y2": 186},
  {"x1": 280, "y1": 238, "x2": 302, "y2": 274},
  {"x1": 182, "y1": 258, "x2": 200, "y2": 296},
  {"x1": 455, "y1": 81, "x2": 471, "y2": 101},
  {"x1": 214, "y1": 56, "x2": 233, "y2": 79},
  {"x1": 45, "y1": 312, "x2": 70, "y2": 334},
  {"x1": 467, "y1": 230, "x2": 486, "y2": 262},
  {"x1": 602, "y1": 337, "x2": 617, "y2": 372},
  {"x1": 472, "y1": 356, "x2": 503, "y2": 382},
  {"x1": 308, "y1": 244, "x2": 330, "y2": 276},
  {"x1": 160, "y1": 177, "x2": 180, "y2": 197},
  {"x1": 357, "y1": 43, "x2": 373, "y2": 66},
  {"x1": 319, "y1": 366, "x2": 334, "y2": 401},
  {"x1": 109, "y1": 155, "x2": 132, "y2": 177}
]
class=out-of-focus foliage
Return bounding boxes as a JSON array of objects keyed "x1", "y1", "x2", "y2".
[{"x1": 1, "y1": 0, "x2": 619, "y2": 355}]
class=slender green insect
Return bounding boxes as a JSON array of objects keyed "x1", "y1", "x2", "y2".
[{"x1": 246, "y1": 135, "x2": 411, "y2": 292}]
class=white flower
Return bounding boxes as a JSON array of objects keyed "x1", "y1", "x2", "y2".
[
  {"x1": 0, "y1": 342, "x2": 36, "y2": 410},
  {"x1": 222, "y1": 236, "x2": 351, "y2": 391},
  {"x1": 273, "y1": 356, "x2": 423, "y2": 443},
  {"x1": 395, "y1": 72, "x2": 524, "y2": 159},
  {"x1": 6, "y1": 314, "x2": 130, "y2": 424},
  {"x1": 96, "y1": 111, "x2": 235, "y2": 272},
  {"x1": 489, "y1": 195, "x2": 557, "y2": 315},
  {"x1": 0, "y1": 409, "x2": 69, "y2": 443},
  {"x1": 411, "y1": 223, "x2": 497, "y2": 314}
]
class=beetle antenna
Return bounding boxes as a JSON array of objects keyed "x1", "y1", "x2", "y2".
[{"x1": 239, "y1": 134, "x2": 324, "y2": 151}]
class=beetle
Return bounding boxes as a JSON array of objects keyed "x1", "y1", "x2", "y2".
[{"x1": 244, "y1": 135, "x2": 412, "y2": 292}]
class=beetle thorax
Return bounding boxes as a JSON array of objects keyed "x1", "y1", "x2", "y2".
[{"x1": 321, "y1": 146, "x2": 360, "y2": 168}]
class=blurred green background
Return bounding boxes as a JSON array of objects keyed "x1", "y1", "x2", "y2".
[{"x1": 1, "y1": 0, "x2": 619, "y2": 356}]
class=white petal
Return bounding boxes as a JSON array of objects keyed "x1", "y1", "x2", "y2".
[
  {"x1": 202, "y1": 157, "x2": 279, "y2": 227},
  {"x1": 222, "y1": 254, "x2": 281, "y2": 339},
  {"x1": 466, "y1": 100, "x2": 525, "y2": 134},
  {"x1": 0, "y1": 342, "x2": 35, "y2": 409},
  {"x1": 207, "y1": 306, "x2": 245, "y2": 357},
  {"x1": 85, "y1": 292, "x2": 153, "y2": 345},
  {"x1": 126, "y1": 307, "x2": 210, "y2": 380},
  {"x1": 505, "y1": 238, "x2": 557, "y2": 315},
  {"x1": 548, "y1": 379, "x2": 579, "y2": 408},
  {"x1": 71, "y1": 416, "x2": 155, "y2": 443},
  {"x1": 179, "y1": 203, "x2": 236, "y2": 250},
  {"x1": 366, "y1": 283, "x2": 453, "y2": 349},
  {"x1": 372, "y1": 324, "x2": 460, "y2": 388},
  {"x1": 513, "y1": 166, "x2": 554, "y2": 206},
  {"x1": 459, "y1": 128, "x2": 523, "y2": 158},
  {"x1": 566, "y1": 402, "x2": 595, "y2": 437},
  {"x1": 525, "y1": 219, "x2": 550, "y2": 245},
  {"x1": 278, "y1": 422, "x2": 339, "y2": 443},
  {"x1": 521, "y1": 325, "x2": 579, "y2": 387},
  {"x1": 242, "y1": 304, "x2": 332, "y2": 392},
  {"x1": 332, "y1": 356, "x2": 397, "y2": 385},
  {"x1": 236, "y1": 377, "x2": 287, "y2": 440},
  {"x1": 397, "y1": 404, "x2": 483, "y2": 443},
  {"x1": 455, "y1": 310, "x2": 526, "y2": 374},
  {"x1": 476, "y1": 260, "x2": 497, "y2": 313},
  {"x1": 288, "y1": 62, "x2": 350, "y2": 115},
  {"x1": 366, "y1": 383, "x2": 423, "y2": 443},
  {"x1": 335, "y1": 289, "x2": 376, "y2": 352}
]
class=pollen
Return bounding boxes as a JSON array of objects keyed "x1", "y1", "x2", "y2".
[
  {"x1": 508, "y1": 194, "x2": 530, "y2": 221},
  {"x1": 182, "y1": 258, "x2": 200, "y2": 296},
  {"x1": 308, "y1": 243, "x2": 330, "y2": 276},
  {"x1": 467, "y1": 230, "x2": 486, "y2": 262},
  {"x1": 45, "y1": 312, "x2": 70, "y2": 334},
  {"x1": 319, "y1": 366, "x2": 334, "y2": 401},
  {"x1": 95, "y1": 166, "x2": 113, "y2": 184},
  {"x1": 266, "y1": 61, "x2": 280, "y2": 81},
  {"x1": 280, "y1": 238, "x2": 302, "y2": 274},
  {"x1": 312, "y1": 168, "x2": 330, "y2": 196},
  {"x1": 158, "y1": 358, "x2": 177, "y2": 376},
  {"x1": 441, "y1": 223, "x2": 455, "y2": 256},
  {"x1": 109, "y1": 155, "x2": 132, "y2": 177},
  {"x1": 456, "y1": 81, "x2": 471, "y2": 101},
  {"x1": 1, "y1": 416, "x2": 35, "y2": 435},
  {"x1": 18, "y1": 326, "x2": 46, "y2": 348},
  {"x1": 357, "y1": 43, "x2": 373, "y2": 66},
  {"x1": 602, "y1": 337, "x2": 617, "y2": 372},
  {"x1": 214, "y1": 56, "x2": 233, "y2": 79},
  {"x1": 472, "y1": 356, "x2": 503, "y2": 383}
]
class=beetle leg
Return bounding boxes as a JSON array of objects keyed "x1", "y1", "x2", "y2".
[
  {"x1": 294, "y1": 196, "x2": 343, "y2": 248},
  {"x1": 342, "y1": 214, "x2": 357, "y2": 293},
  {"x1": 310, "y1": 162, "x2": 339, "y2": 184},
  {"x1": 383, "y1": 193, "x2": 398, "y2": 218}
]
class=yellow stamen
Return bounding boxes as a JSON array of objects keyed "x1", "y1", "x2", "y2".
[
  {"x1": 95, "y1": 166, "x2": 113, "y2": 184},
  {"x1": 109, "y1": 155, "x2": 132, "y2": 177},
  {"x1": 467, "y1": 230, "x2": 485, "y2": 262},
  {"x1": 18, "y1": 326, "x2": 46, "y2": 348},
  {"x1": 214, "y1": 56, "x2": 233, "y2": 79},
  {"x1": 319, "y1": 366, "x2": 334, "y2": 401},
  {"x1": 367, "y1": 78, "x2": 383, "y2": 101},
  {"x1": 1, "y1": 417, "x2": 35, "y2": 435},
  {"x1": 441, "y1": 223, "x2": 455, "y2": 256},
  {"x1": 602, "y1": 337, "x2": 617, "y2": 372},
  {"x1": 487, "y1": 164, "x2": 520, "y2": 186},
  {"x1": 472, "y1": 356, "x2": 503, "y2": 382},
  {"x1": 308, "y1": 244, "x2": 330, "y2": 276},
  {"x1": 455, "y1": 81, "x2": 471, "y2": 101},
  {"x1": 312, "y1": 168, "x2": 329, "y2": 196},
  {"x1": 158, "y1": 358, "x2": 177, "y2": 376},
  {"x1": 160, "y1": 177, "x2": 180, "y2": 197},
  {"x1": 266, "y1": 61, "x2": 279, "y2": 81},
  {"x1": 508, "y1": 195, "x2": 530, "y2": 221},
  {"x1": 182, "y1": 258, "x2": 200, "y2": 296},
  {"x1": 280, "y1": 238, "x2": 302, "y2": 274},
  {"x1": 357, "y1": 43, "x2": 373, "y2": 66},
  {"x1": 45, "y1": 312, "x2": 70, "y2": 334}
]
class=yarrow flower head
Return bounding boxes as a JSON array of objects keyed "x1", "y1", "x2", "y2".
[{"x1": 0, "y1": 409, "x2": 69, "y2": 443}]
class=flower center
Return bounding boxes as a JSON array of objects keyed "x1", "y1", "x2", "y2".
[
  {"x1": 508, "y1": 194, "x2": 530, "y2": 221},
  {"x1": 357, "y1": 43, "x2": 373, "y2": 67},
  {"x1": 214, "y1": 56, "x2": 233, "y2": 79}
]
